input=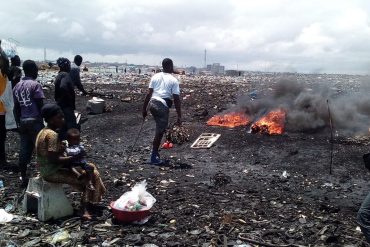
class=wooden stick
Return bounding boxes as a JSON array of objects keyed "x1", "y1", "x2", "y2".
[{"x1": 327, "y1": 100, "x2": 334, "y2": 175}]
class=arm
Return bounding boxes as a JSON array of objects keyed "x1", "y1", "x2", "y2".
[
  {"x1": 13, "y1": 68, "x2": 21, "y2": 84},
  {"x1": 71, "y1": 68, "x2": 87, "y2": 95},
  {"x1": 142, "y1": 88, "x2": 153, "y2": 119},
  {"x1": 47, "y1": 151, "x2": 75, "y2": 165},
  {"x1": 173, "y1": 94, "x2": 182, "y2": 125},
  {"x1": 13, "y1": 98, "x2": 21, "y2": 126},
  {"x1": 35, "y1": 98, "x2": 43, "y2": 114}
]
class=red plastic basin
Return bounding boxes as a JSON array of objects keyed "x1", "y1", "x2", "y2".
[{"x1": 110, "y1": 201, "x2": 151, "y2": 223}]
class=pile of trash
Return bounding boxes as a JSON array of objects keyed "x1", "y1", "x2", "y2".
[{"x1": 165, "y1": 124, "x2": 190, "y2": 145}]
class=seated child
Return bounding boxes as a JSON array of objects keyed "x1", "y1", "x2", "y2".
[{"x1": 65, "y1": 128, "x2": 95, "y2": 191}]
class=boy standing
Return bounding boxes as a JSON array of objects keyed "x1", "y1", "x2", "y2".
[
  {"x1": 13, "y1": 60, "x2": 44, "y2": 186},
  {"x1": 142, "y1": 58, "x2": 182, "y2": 164}
]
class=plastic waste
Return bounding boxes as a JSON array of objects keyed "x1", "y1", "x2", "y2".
[
  {"x1": 249, "y1": 91, "x2": 257, "y2": 99},
  {"x1": 280, "y1": 171, "x2": 290, "y2": 179},
  {"x1": 162, "y1": 141, "x2": 173, "y2": 149},
  {"x1": 50, "y1": 230, "x2": 70, "y2": 244},
  {"x1": 0, "y1": 180, "x2": 4, "y2": 188},
  {"x1": 4, "y1": 204, "x2": 14, "y2": 213},
  {"x1": 0, "y1": 209, "x2": 14, "y2": 223},
  {"x1": 113, "y1": 180, "x2": 156, "y2": 211}
]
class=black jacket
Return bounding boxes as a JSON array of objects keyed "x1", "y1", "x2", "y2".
[{"x1": 54, "y1": 72, "x2": 75, "y2": 110}]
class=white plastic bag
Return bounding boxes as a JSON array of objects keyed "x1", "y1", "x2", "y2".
[
  {"x1": 0, "y1": 208, "x2": 14, "y2": 223},
  {"x1": 114, "y1": 180, "x2": 156, "y2": 211}
]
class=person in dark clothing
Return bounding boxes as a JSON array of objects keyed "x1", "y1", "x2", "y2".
[
  {"x1": 70, "y1": 55, "x2": 87, "y2": 96},
  {"x1": 13, "y1": 60, "x2": 44, "y2": 187},
  {"x1": 8, "y1": 55, "x2": 22, "y2": 88},
  {"x1": 54, "y1": 57, "x2": 77, "y2": 140}
]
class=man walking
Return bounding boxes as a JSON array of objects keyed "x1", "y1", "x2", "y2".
[
  {"x1": 142, "y1": 58, "x2": 182, "y2": 164},
  {"x1": 70, "y1": 55, "x2": 88, "y2": 96},
  {"x1": 13, "y1": 60, "x2": 44, "y2": 186}
]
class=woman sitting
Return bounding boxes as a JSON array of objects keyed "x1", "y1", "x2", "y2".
[{"x1": 35, "y1": 104, "x2": 106, "y2": 220}]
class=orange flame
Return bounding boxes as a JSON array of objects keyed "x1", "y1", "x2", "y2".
[
  {"x1": 207, "y1": 112, "x2": 250, "y2": 128},
  {"x1": 251, "y1": 109, "x2": 286, "y2": 135}
]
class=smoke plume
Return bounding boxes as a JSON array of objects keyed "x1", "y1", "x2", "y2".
[{"x1": 233, "y1": 77, "x2": 370, "y2": 135}]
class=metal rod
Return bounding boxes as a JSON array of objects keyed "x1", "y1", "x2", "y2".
[
  {"x1": 125, "y1": 120, "x2": 145, "y2": 165},
  {"x1": 327, "y1": 99, "x2": 334, "y2": 175}
]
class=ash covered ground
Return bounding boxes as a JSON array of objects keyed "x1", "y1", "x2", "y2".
[{"x1": 2, "y1": 71, "x2": 370, "y2": 246}]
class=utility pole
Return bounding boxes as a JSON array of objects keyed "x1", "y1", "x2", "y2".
[
  {"x1": 44, "y1": 48, "x2": 46, "y2": 62},
  {"x1": 204, "y1": 49, "x2": 207, "y2": 68}
]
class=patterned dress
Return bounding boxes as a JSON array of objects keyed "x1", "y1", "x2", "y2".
[{"x1": 35, "y1": 127, "x2": 106, "y2": 203}]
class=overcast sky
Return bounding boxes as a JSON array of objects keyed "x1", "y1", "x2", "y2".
[{"x1": 1, "y1": 0, "x2": 370, "y2": 73}]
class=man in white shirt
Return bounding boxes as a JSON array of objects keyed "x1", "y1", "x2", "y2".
[{"x1": 142, "y1": 58, "x2": 182, "y2": 164}]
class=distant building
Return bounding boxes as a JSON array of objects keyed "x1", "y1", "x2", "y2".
[
  {"x1": 206, "y1": 63, "x2": 225, "y2": 75},
  {"x1": 225, "y1": 70, "x2": 243, "y2": 77}
]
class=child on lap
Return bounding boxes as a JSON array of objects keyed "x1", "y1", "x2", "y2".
[{"x1": 65, "y1": 128, "x2": 95, "y2": 191}]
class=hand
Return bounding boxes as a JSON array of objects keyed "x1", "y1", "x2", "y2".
[
  {"x1": 60, "y1": 141, "x2": 68, "y2": 151},
  {"x1": 142, "y1": 110, "x2": 148, "y2": 120}
]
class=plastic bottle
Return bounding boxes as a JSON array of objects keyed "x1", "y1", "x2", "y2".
[{"x1": 0, "y1": 180, "x2": 4, "y2": 188}]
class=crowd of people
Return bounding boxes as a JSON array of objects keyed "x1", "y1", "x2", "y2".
[
  {"x1": 0, "y1": 46, "x2": 107, "y2": 218},
  {"x1": 0, "y1": 41, "x2": 182, "y2": 219}
]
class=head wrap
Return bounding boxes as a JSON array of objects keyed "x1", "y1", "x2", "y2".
[
  {"x1": 56, "y1": 57, "x2": 71, "y2": 71},
  {"x1": 41, "y1": 104, "x2": 63, "y2": 122}
]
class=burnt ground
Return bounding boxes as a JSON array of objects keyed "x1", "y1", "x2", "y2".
[{"x1": 2, "y1": 75, "x2": 370, "y2": 246}]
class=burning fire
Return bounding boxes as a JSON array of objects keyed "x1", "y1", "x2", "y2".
[
  {"x1": 207, "y1": 112, "x2": 250, "y2": 128},
  {"x1": 251, "y1": 109, "x2": 286, "y2": 135}
]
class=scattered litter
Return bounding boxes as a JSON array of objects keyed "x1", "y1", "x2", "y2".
[
  {"x1": 322, "y1": 183, "x2": 334, "y2": 188},
  {"x1": 50, "y1": 230, "x2": 70, "y2": 244},
  {"x1": 166, "y1": 125, "x2": 190, "y2": 144},
  {"x1": 191, "y1": 133, "x2": 221, "y2": 149},
  {"x1": 0, "y1": 209, "x2": 14, "y2": 223},
  {"x1": 298, "y1": 215, "x2": 307, "y2": 224},
  {"x1": 280, "y1": 171, "x2": 290, "y2": 180},
  {"x1": 211, "y1": 172, "x2": 231, "y2": 187},
  {"x1": 162, "y1": 141, "x2": 174, "y2": 149}
]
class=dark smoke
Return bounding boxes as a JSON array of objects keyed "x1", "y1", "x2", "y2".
[{"x1": 232, "y1": 77, "x2": 370, "y2": 135}]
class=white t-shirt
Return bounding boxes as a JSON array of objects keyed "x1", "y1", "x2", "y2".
[{"x1": 149, "y1": 72, "x2": 180, "y2": 107}]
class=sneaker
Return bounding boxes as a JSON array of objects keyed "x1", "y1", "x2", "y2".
[{"x1": 150, "y1": 153, "x2": 164, "y2": 165}]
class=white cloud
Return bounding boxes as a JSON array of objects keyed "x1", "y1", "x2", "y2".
[
  {"x1": 2, "y1": 0, "x2": 370, "y2": 73},
  {"x1": 62, "y1": 22, "x2": 87, "y2": 40},
  {"x1": 35, "y1": 11, "x2": 64, "y2": 24}
]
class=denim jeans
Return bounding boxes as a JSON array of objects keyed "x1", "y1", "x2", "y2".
[
  {"x1": 358, "y1": 191, "x2": 370, "y2": 242},
  {"x1": 18, "y1": 118, "x2": 44, "y2": 177},
  {"x1": 59, "y1": 107, "x2": 79, "y2": 140}
]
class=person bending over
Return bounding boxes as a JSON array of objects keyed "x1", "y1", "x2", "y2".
[{"x1": 142, "y1": 58, "x2": 182, "y2": 164}]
